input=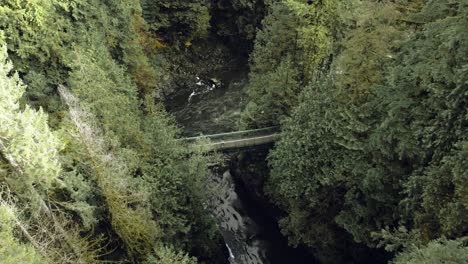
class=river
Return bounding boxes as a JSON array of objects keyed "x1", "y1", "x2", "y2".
[{"x1": 165, "y1": 56, "x2": 316, "y2": 264}]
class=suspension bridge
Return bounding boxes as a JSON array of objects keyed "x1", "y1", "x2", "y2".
[{"x1": 180, "y1": 127, "x2": 280, "y2": 151}]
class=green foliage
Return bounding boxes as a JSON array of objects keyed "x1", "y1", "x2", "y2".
[
  {"x1": 0, "y1": 0, "x2": 71, "y2": 73},
  {"x1": 241, "y1": 60, "x2": 301, "y2": 127},
  {"x1": 241, "y1": 0, "x2": 338, "y2": 128},
  {"x1": 266, "y1": 0, "x2": 468, "y2": 262},
  {"x1": 6, "y1": 0, "x2": 465, "y2": 262},
  {"x1": 64, "y1": 43, "x2": 220, "y2": 256},
  {"x1": 99, "y1": 170, "x2": 159, "y2": 257},
  {"x1": 106, "y1": 0, "x2": 159, "y2": 95},
  {"x1": 1, "y1": 0, "x2": 223, "y2": 261},
  {"x1": 333, "y1": 1, "x2": 407, "y2": 103},
  {"x1": 67, "y1": 43, "x2": 143, "y2": 148},
  {"x1": 267, "y1": 79, "x2": 377, "y2": 262},
  {"x1": 141, "y1": 104, "x2": 221, "y2": 255},
  {"x1": 59, "y1": 84, "x2": 159, "y2": 258},
  {"x1": 53, "y1": 119, "x2": 99, "y2": 231},
  {"x1": 392, "y1": 238, "x2": 468, "y2": 264},
  {"x1": 0, "y1": 45, "x2": 62, "y2": 190},
  {"x1": 145, "y1": 246, "x2": 197, "y2": 264},
  {"x1": 0, "y1": 0, "x2": 159, "y2": 107},
  {"x1": 374, "y1": 4, "x2": 468, "y2": 241},
  {"x1": 59, "y1": 0, "x2": 220, "y2": 258},
  {"x1": 0, "y1": 202, "x2": 45, "y2": 264},
  {"x1": 0, "y1": 47, "x2": 104, "y2": 263},
  {"x1": 59, "y1": 170, "x2": 97, "y2": 230}
]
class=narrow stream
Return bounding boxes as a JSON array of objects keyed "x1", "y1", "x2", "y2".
[{"x1": 211, "y1": 170, "x2": 265, "y2": 264}]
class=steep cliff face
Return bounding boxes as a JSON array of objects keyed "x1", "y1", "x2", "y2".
[
  {"x1": 210, "y1": 0, "x2": 267, "y2": 53},
  {"x1": 231, "y1": 146, "x2": 271, "y2": 207}
]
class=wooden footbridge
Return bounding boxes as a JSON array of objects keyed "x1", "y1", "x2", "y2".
[{"x1": 180, "y1": 127, "x2": 279, "y2": 151}]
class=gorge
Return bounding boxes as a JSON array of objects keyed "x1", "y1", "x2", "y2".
[{"x1": 0, "y1": 0, "x2": 466, "y2": 263}]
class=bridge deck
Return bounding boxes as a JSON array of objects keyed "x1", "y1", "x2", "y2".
[
  {"x1": 180, "y1": 127, "x2": 279, "y2": 151},
  {"x1": 206, "y1": 134, "x2": 278, "y2": 151}
]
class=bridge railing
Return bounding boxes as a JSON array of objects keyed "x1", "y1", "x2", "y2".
[
  {"x1": 207, "y1": 133, "x2": 280, "y2": 151},
  {"x1": 180, "y1": 126, "x2": 279, "y2": 143}
]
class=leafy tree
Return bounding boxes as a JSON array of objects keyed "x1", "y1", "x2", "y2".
[
  {"x1": 1, "y1": 0, "x2": 225, "y2": 261},
  {"x1": 0, "y1": 0, "x2": 71, "y2": 73},
  {"x1": 67, "y1": 40, "x2": 144, "y2": 148},
  {"x1": 62, "y1": 35, "x2": 221, "y2": 259},
  {"x1": 141, "y1": 103, "x2": 222, "y2": 258},
  {"x1": 241, "y1": 60, "x2": 301, "y2": 128},
  {"x1": 58, "y1": 81, "x2": 158, "y2": 258},
  {"x1": 104, "y1": 0, "x2": 159, "y2": 95}
]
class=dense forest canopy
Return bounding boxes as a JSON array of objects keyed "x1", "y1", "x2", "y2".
[
  {"x1": 263, "y1": 0, "x2": 467, "y2": 263},
  {"x1": 0, "y1": 0, "x2": 466, "y2": 263}
]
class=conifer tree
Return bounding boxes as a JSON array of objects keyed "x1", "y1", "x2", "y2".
[
  {"x1": 369, "y1": 0, "x2": 468, "y2": 242},
  {"x1": 266, "y1": 1, "x2": 467, "y2": 262},
  {"x1": 145, "y1": 246, "x2": 197, "y2": 264},
  {"x1": 0, "y1": 202, "x2": 45, "y2": 264},
  {"x1": 241, "y1": 0, "x2": 338, "y2": 128},
  {"x1": 392, "y1": 238, "x2": 468, "y2": 264},
  {"x1": 0, "y1": 45, "x2": 62, "y2": 195},
  {"x1": 0, "y1": 45, "x2": 103, "y2": 263}
]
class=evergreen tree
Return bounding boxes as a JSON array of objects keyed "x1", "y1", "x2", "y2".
[
  {"x1": 267, "y1": 79, "x2": 378, "y2": 263},
  {"x1": 333, "y1": 0, "x2": 408, "y2": 103},
  {"x1": 369, "y1": 1, "x2": 468, "y2": 242},
  {"x1": 2, "y1": 0, "x2": 465, "y2": 262},
  {"x1": 145, "y1": 246, "x2": 197, "y2": 264},
  {"x1": 0, "y1": 45, "x2": 62, "y2": 194},
  {"x1": 392, "y1": 238, "x2": 468, "y2": 264},
  {"x1": 1, "y1": 0, "x2": 225, "y2": 261},
  {"x1": 141, "y1": 102, "x2": 222, "y2": 258},
  {"x1": 0, "y1": 45, "x2": 102, "y2": 263},
  {"x1": 241, "y1": 0, "x2": 338, "y2": 128},
  {"x1": 0, "y1": 202, "x2": 45, "y2": 264},
  {"x1": 266, "y1": 0, "x2": 467, "y2": 261}
]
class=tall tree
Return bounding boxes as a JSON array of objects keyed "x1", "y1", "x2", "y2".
[
  {"x1": 241, "y1": 0, "x2": 338, "y2": 128},
  {"x1": 0, "y1": 202, "x2": 45, "y2": 264},
  {"x1": 369, "y1": 0, "x2": 468, "y2": 242},
  {"x1": 0, "y1": 45, "x2": 62, "y2": 196},
  {"x1": 0, "y1": 45, "x2": 102, "y2": 263}
]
